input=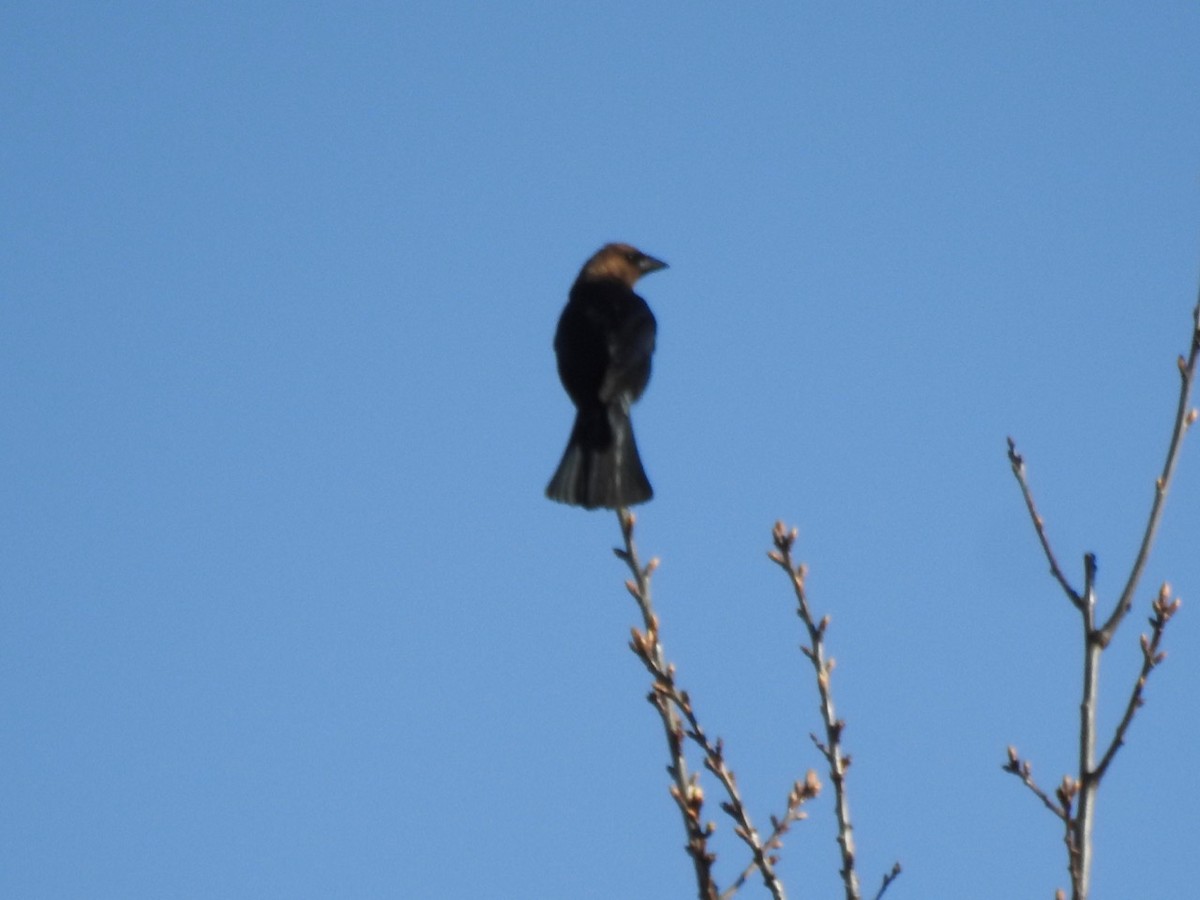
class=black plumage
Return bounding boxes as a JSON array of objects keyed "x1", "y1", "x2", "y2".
[{"x1": 546, "y1": 243, "x2": 667, "y2": 509}]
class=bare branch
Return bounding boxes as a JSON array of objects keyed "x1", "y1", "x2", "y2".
[
  {"x1": 1006, "y1": 437, "x2": 1084, "y2": 609},
  {"x1": 616, "y1": 508, "x2": 718, "y2": 900},
  {"x1": 1002, "y1": 746, "x2": 1068, "y2": 822},
  {"x1": 870, "y1": 862, "x2": 903, "y2": 900},
  {"x1": 1004, "y1": 745, "x2": 1086, "y2": 892},
  {"x1": 1005, "y1": 296, "x2": 1199, "y2": 899},
  {"x1": 689, "y1": 719, "x2": 787, "y2": 899},
  {"x1": 719, "y1": 773, "x2": 820, "y2": 900},
  {"x1": 1093, "y1": 585, "x2": 1181, "y2": 782},
  {"x1": 1101, "y1": 301, "x2": 1200, "y2": 643},
  {"x1": 666, "y1": 680, "x2": 789, "y2": 899},
  {"x1": 770, "y1": 521, "x2": 873, "y2": 900}
]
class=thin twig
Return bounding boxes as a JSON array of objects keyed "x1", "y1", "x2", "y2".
[
  {"x1": 615, "y1": 508, "x2": 718, "y2": 900},
  {"x1": 1093, "y1": 585, "x2": 1180, "y2": 781},
  {"x1": 870, "y1": 862, "x2": 903, "y2": 900},
  {"x1": 1004, "y1": 746, "x2": 1083, "y2": 892},
  {"x1": 1100, "y1": 300, "x2": 1200, "y2": 643},
  {"x1": 1002, "y1": 747, "x2": 1068, "y2": 821},
  {"x1": 1005, "y1": 437, "x2": 1084, "y2": 609},
  {"x1": 719, "y1": 775, "x2": 819, "y2": 900},
  {"x1": 770, "y1": 521, "x2": 873, "y2": 900},
  {"x1": 675, "y1": 698, "x2": 792, "y2": 900}
]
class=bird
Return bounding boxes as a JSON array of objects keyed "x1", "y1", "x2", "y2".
[{"x1": 546, "y1": 243, "x2": 668, "y2": 510}]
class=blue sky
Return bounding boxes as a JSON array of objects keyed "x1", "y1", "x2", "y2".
[{"x1": 4, "y1": 3, "x2": 1200, "y2": 897}]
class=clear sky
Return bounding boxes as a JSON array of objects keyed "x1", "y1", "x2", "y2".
[{"x1": 4, "y1": 3, "x2": 1200, "y2": 898}]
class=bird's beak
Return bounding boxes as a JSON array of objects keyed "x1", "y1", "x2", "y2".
[{"x1": 638, "y1": 254, "x2": 668, "y2": 275}]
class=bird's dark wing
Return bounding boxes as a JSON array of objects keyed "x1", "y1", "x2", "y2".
[{"x1": 599, "y1": 294, "x2": 655, "y2": 405}]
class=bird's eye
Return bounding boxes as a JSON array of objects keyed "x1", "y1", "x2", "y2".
[{"x1": 625, "y1": 251, "x2": 639, "y2": 263}]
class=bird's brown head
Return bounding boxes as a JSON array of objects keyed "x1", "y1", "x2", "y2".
[{"x1": 578, "y1": 243, "x2": 668, "y2": 288}]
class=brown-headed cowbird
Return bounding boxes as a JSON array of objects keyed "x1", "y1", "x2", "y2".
[{"x1": 546, "y1": 243, "x2": 667, "y2": 509}]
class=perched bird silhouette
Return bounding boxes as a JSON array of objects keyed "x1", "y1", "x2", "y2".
[{"x1": 546, "y1": 243, "x2": 667, "y2": 509}]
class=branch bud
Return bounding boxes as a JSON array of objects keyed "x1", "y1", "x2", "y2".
[{"x1": 804, "y1": 769, "x2": 821, "y2": 795}]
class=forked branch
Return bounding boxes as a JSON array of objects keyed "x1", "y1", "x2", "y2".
[
  {"x1": 1004, "y1": 296, "x2": 1198, "y2": 899},
  {"x1": 618, "y1": 510, "x2": 817, "y2": 900}
]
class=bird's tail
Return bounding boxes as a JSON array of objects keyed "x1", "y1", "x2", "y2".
[{"x1": 545, "y1": 405, "x2": 652, "y2": 510}]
